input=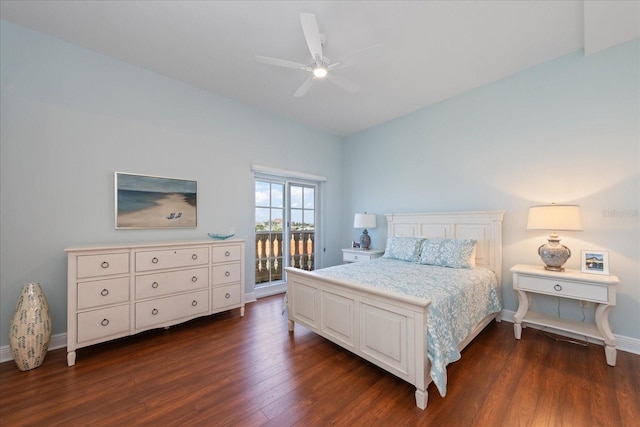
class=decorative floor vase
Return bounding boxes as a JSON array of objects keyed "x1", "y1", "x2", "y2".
[{"x1": 9, "y1": 282, "x2": 52, "y2": 371}]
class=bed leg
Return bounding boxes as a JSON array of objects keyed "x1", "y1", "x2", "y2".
[
  {"x1": 288, "y1": 319, "x2": 295, "y2": 332},
  {"x1": 415, "y1": 388, "x2": 428, "y2": 410}
]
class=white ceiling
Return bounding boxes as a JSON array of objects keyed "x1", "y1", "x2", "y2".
[{"x1": 1, "y1": 1, "x2": 638, "y2": 137}]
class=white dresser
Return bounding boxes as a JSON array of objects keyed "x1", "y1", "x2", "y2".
[{"x1": 66, "y1": 239, "x2": 245, "y2": 366}]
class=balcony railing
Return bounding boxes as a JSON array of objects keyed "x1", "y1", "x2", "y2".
[{"x1": 255, "y1": 231, "x2": 315, "y2": 285}]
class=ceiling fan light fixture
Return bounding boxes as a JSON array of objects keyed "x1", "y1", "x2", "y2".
[{"x1": 313, "y1": 66, "x2": 328, "y2": 78}]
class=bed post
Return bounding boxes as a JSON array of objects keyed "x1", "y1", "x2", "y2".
[{"x1": 414, "y1": 303, "x2": 429, "y2": 410}]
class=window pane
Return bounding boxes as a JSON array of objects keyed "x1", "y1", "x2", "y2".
[
  {"x1": 255, "y1": 208, "x2": 270, "y2": 230},
  {"x1": 255, "y1": 181, "x2": 271, "y2": 207},
  {"x1": 290, "y1": 208, "x2": 303, "y2": 230},
  {"x1": 290, "y1": 186, "x2": 302, "y2": 208},
  {"x1": 303, "y1": 211, "x2": 315, "y2": 230},
  {"x1": 304, "y1": 187, "x2": 314, "y2": 209},
  {"x1": 271, "y1": 183, "x2": 284, "y2": 208},
  {"x1": 271, "y1": 208, "x2": 283, "y2": 231}
]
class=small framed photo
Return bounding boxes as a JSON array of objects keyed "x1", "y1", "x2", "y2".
[
  {"x1": 352, "y1": 241, "x2": 361, "y2": 249},
  {"x1": 581, "y1": 250, "x2": 609, "y2": 275}
]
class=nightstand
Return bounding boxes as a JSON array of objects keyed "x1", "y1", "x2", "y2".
[
  {"x1": 511, "y1": 264, "x2": 619, "y2": 366},
  {"x1": 342, "y1": 248, "x2": 384, "y2": 263}
]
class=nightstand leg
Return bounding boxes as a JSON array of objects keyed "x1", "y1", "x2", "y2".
[
  {"x1": 595, "y1": 303, "x2": 617, "y2": 366},
  {"x1": 513, "y1": 290, "x2": 530, "y2": 340},
  {"x1": 514, "y1": 323, "x2": 522, "y2": 340}
]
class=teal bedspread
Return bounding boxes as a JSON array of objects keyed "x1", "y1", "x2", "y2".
[{"x1": 313, "y1": 258, "x2": 501, "y2": 396}]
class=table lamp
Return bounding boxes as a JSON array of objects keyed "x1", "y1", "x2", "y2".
[
  {"x1": 527, "y1": 204, "x2": 582, "y2": 271},
  {"x1": 354, "y1": 212, "x2": 377, "y2": 250}
]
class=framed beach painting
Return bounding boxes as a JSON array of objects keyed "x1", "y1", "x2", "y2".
[
  {"x1": 115, "y1": 172, "x2": 197, "y2": 229},
  {"x1": 581, "y1": 250, "x2": 609, "y2": 275}
]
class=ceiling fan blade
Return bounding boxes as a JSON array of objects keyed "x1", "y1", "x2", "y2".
[
  {"x1": 255, "y1": 55, "x2": 310, "y2": 71},
  {"x1": 293, "y1": 76, "x2": 315, "y2": 98},
  {"x1": 326, "y1": 74, "x2": 359, "y2": 94},
  {"x1": 300, "y1": 13, "x2": 323, "y2": 64}
]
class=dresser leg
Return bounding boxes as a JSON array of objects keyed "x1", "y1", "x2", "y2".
[
  {"x1": 67, "y1": 351, "x2": 76, "y2": 367},
  {"x1": 240, "y1": 306, "x2": 245, "y2": 317},
  {"x1": 288, "y1": 319, "x2": 295, "y2": 332}
]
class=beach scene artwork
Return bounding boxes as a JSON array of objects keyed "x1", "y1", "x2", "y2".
[{"x1": 116, "y1": 173, "x2": 197, "y2": 228}]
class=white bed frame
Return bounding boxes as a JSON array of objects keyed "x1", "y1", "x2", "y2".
[{"x1": 285, "y1": 210, "x2": 504, "y2": 410}]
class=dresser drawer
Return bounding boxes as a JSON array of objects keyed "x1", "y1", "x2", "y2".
[
  {"x1": 212, "y1": 262, "x2": 241, "y2": 285},
  {"x1": 135, "y1": 267, "x2": 208, "y2": 299},
  {"x1": 135, "y1": 290, "x2": 209, "y2": 329},
  {"x1": 518, "y1": 275, "x2": 609, "y2": 303},
  {"x1": 211, "y1": 245, "x2": 242, "y2": 263},
  {"x1": 77, "y1": 277, "x2": 130, "y2": 309},
  {"x1": 77, "y1": 252, "x2": 129, "y2": 279},
  {"x1": 77, "y1": 304, "x2": 130, "y2": 343},
  {"x1": 135, "y1": 247, "x2": 209, "y2": 272},
  {"x1": 212, "y1": 283, "x2": 242, "y2": 310}
]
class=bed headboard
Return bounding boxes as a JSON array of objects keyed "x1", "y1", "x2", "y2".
[{"x1": 385, "y1": 211, "x2": 505, "y2": 284}]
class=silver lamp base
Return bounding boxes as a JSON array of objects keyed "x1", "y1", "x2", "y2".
[{"x1": 538, "y1": 237, "x2": 571, "y2": 272}]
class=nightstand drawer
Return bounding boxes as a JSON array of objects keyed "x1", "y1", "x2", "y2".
[
  {"x1": 344, "y1": 252, "x2": 371, "y2": 262},
  {"x1": 518, "y1": 275, "x2": 608, "y2": 303},
  {"x1": 342, "y1": 249, "x2": 384, "y2": 263}
]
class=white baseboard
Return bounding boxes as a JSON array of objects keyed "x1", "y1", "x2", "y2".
[
  {"x1": 501, "y1": 309, "x2": 640, "y2": 356},
  {"x1": 3, "y1": 308, "x2": 636, "y2": 364}
]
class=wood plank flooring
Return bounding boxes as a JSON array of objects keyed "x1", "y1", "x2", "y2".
[{"x1": 1, "y1": 294, "x2": 638, "y2": 426}]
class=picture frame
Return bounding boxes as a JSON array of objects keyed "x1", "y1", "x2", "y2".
[
  {"x1": 352, "y1": 241, "x2": 361, "y2": 249},
  {"x1": 115, "y1": 172, "x2": 197, "y2": 229},
  {"x1": 581, "y1": 250, "x2": 609, "y2": 275}
]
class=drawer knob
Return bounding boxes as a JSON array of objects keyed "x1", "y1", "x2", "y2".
[
  {"x1": 192, "y1": 254, "x2": 198, "y2": 260},
  {"x1": 354, "y1": 255, "x2": 358, "y2": 260},
  {"x1": 554, "y1": 284, "x2": 563, "y2": 292},
  {"x1": 101, "y1": 261, "x2": 109, "y2": 269},
  {"x1": 192, "y1": 300, "x2": 198, "y2": 306},
  {"x1": 101, "y1": 319, "x2": 109, "y2": 327},
  {"x1": 225, "y1": 271, "x2": 231, "y2": 277},
  {"x1": 225, "y1": 251, "x2": 231, "y2": 257},
  {"x1": 225, "y1": 293, "x2": 231, "y2": 299},
  {"x1": 191, "y1": 276, "x2": 197, "y2": 283},
  {"x1": 100, "y1": 289, "x2": 109, "y2": 296},
  {"x1": 152, "y1": 257, "x2": 159, "y2": 264},
  {"x1": 152, "y1": 308, "x2": 159, "y2": 315},
  {"x1": 152, "y1": 282, "x2": 159, "y2": 289}
]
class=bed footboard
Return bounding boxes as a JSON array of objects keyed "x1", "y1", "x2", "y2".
[{"x1": 286, "y1": 267, "x2": 432, "y2": 410}]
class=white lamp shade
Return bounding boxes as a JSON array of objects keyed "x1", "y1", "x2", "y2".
[
  {"x1": 354, "y1": 213, "x2": 377, "y2": 229},
  {"x1": 527, "y1": 204, "x2": 583, "y2": 231}
]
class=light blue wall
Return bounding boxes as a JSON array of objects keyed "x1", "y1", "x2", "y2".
[
  {"x1": 2, "y1": 19, "x2": 638, "y2": 351},
  {"x1": 0, "y1": 21, "x2": 343, "y2": 347},
  {"x1": 342, "y1": 40, "x2": 639, "y2": 340}
]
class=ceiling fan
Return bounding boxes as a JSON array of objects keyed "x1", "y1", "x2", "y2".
[{"x1": 256, "y1": 13, "x2": 366, "y2": 98}]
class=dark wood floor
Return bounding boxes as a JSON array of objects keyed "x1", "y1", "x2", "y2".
[{"x1": 1, "y1": 294, "x2": 638, "y2": 426}]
